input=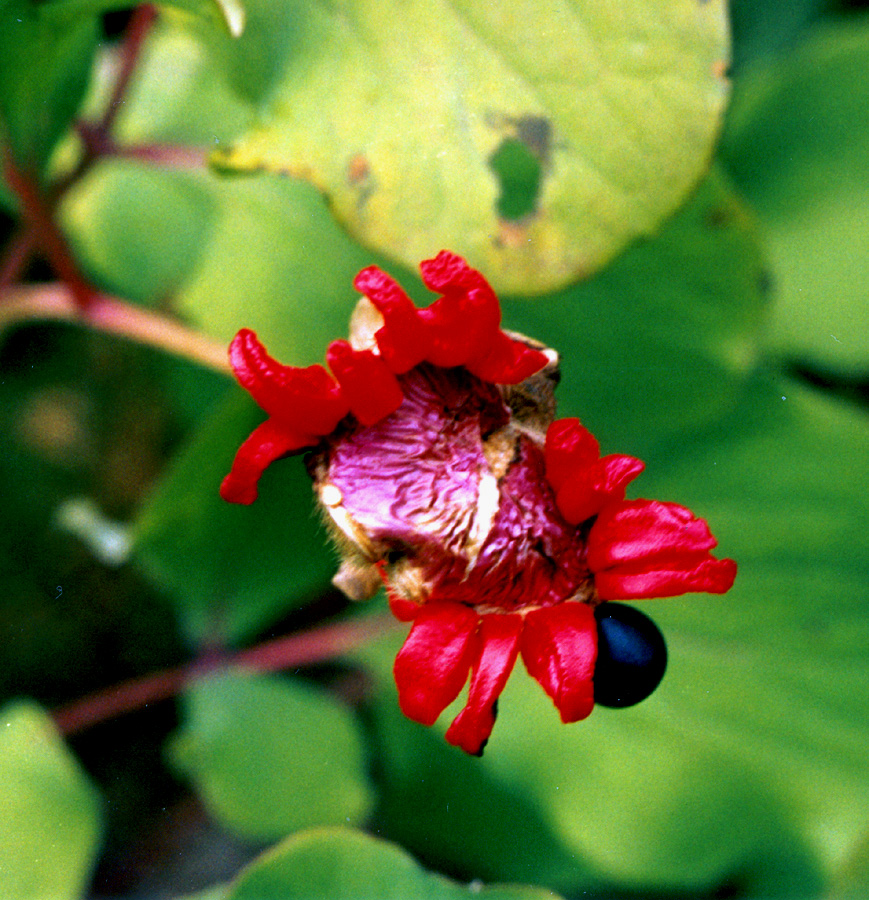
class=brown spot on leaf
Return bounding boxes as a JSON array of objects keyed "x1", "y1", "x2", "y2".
[
  {"x1": 347, "y1": 154, "x2": 370, "y2": 185},
  {"x1": 346, "y1": 154, "x2": 375, "y2": 209},
  {"x1": 494, "y1": 219, "x2": 531, "y2": 249}
]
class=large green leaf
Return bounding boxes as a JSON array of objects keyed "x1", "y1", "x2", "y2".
[
  {"x1": 215, "y1": 0, "x2": 730, "y2": 293},
  {"x1": 227, "y1": 827, "x2": 564, "y2": 900},
  {"x1": 359, "y1": 376, "x2": 868, "y2": 897},
  {"x1": 0, "y1": 701, "x2": 103, "y2": 900},
  {"x1": 0, "y1": 0, "x2": 99, "y2": 175},
  {"x1": 131, "y1": 389, "x2": 336, "y2": 646},
  {"x1": 721, "y1": 20, "x2": 869, "y2": 375},
  {"x1": 169, "y1": 670, "x2": 373, "y2": 840},
  {"x1": 60, "y1": 160, "x2": 218, "y2": 305}
]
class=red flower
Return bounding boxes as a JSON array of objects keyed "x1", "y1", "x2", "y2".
[{"x1": 222, "y1": 251, "x2": 736, "y2": 755}]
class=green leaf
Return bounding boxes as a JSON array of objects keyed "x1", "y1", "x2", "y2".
[
  {"x1": 169, "y1": 671, "x2": 373, "y2": 840},
  {"x1": 830, "y1": 830, "x2": 869, "y2": 899},
  {"x1": 59, "y1": 160, "x2": 218, "y2": 305},
  {"x1": 227, "y1": 827, "x2": 564, "y2": 900},
  {"x1": 634, "y1": 377, "x2": 869, "y2": 880},
  {"x1": 132, "y1": 389, "x2": 336, "y2": 646},
  {"x1": 172, "y1": 173, "x2": 377, "y2": 365},
  {"x1": 0, "y1": 1, "x2": 99, "y2": 175},
  {"x1": 728, "y1": 0, "x2": 831, "y2": 70},
  {"x1": 215, "y1": 0, "x2": 730, "y2": 293},
  {"x1": 106, "y1": 17, "x2": 255, "y2": 147},
  {"x1": 499, "y1": 167, "x2": 769, "y2": 457},
  {"x1": 359, "y1": 376, "x2": 868, "y2": 897},
  {"x1": 721, "y1": 20, "x2": 869, "y2": 375},
  {"x1": 0, "y1": 701, "x2": 102, "y2": 900}
]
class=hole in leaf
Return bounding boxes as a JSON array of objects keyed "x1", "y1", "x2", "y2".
[{"x1": 489, "y1": 137, "x2": 542, "y2": 221}]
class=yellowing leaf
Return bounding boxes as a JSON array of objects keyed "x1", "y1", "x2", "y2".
[{"x1": 216, "y1": 0, "x2": 730, "y2": 293}]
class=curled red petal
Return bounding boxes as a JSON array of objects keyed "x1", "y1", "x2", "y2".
[
  {"x1": 418, "y1": 252, "x2": 501, "y2": 369},
  {"x1": 220, "y1": 419, "x2": 316, "y2": 505},
  {"x1": 466, "y1": 331, "x2": 549, "y2": 385},
  {"x1": 229, "y1": 329, "x2": 348, "y2": 433},
  {"x1": 354, "y1": 266, "x2": 431, "y2": 373},
  {"x1": 520, "y1": 603, "x2": 597, "y2": 723},
  {"x1": 595, "y1": 556, "x2": 737, "y2": 600},
  {"x1": 445, "y1": 613, "x2": 523, "y2": 756},
  {"x1": 556, "y1": 454, "x2": 646, "y2": 525},
  {"x1": 586, "y1": 499, "x2": 718, "y2": 572},
  {"x1": 419, "y1": 250, "x2": 492, "y2": 294},
  {"x1": 544, "y1": 418, "x2": 601, "y2": 492},
  {"x1": 326, "y1": 340, "x2": 404, "y2": 426},
  {"x1": 393, "y1": 602, "x2": 479, "y2": 726}
]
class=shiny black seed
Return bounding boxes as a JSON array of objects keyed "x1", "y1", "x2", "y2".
[{"x1": 593, "y1": 603, "x2": 667, "y2": 708}]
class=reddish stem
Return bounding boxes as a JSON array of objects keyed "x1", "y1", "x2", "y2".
[
  {"x1": 102, "y1": 4, "x2": 159, "y2": 135},
  {"x1": 52, "y1": 4, "x2": 160, "y2": 195},
  {"x1": 2, "y1": 151, "x2": 96, "y2": 309},
  {"x1": 0, "y1": 227, "x2": 37, "y2": 293},
  {"x1": 0, "y1": 283, "x2": 231, "y2": 373},
  {"x1": 53, "y1": 614, "x2": 397, "y2": 736}
]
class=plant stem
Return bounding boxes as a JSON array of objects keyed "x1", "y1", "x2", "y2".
[
  {"x1": 2, "y1": 151, "x2": 96, "y2": 309},
  {"x1": 0, "y1": 227, "x2": 36, "y2": 293},
  {"x1": 103, "y1": 4, "x2": 159, "y2": 135},
  {"x1": 0, "y1": 283, "x2": 231, "y2": 373},
  {"x1": 53, "y1": 614, "x2": 397, "y2": 736}
]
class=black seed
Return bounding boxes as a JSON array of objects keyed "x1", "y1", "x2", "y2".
[{"x1": 593, "y1": 603, "x2": 667, "y2": 708}]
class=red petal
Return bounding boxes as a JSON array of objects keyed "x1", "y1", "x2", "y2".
[
  {"x1": 520, "y1": 603, "x2": 597, "y2": 723},
  {"x1": 556, "y1": 454, "x2": 645, "y2": 524},
  {"x1": 326, "y1": 340, "x2": 404, "y2": 425},
  {"x1": 595, "y1": 556, "x2": 737, "y2": 599},
  {"x1": 354, "y1": 266, "x2": 431, "y2": 373},
  {"x1": 419, "y1": 250, "x2": 492, "y2": 294},
  {"x1": 387, "y1": 592, "x2": 422, "y2": 622},
  {"x1": 220, "y1": 419, "x2": 315, "y2": 505},
  {"x1": 544, "y1": 418, "x2": 601, "y2": 492},
  {"x1": 586, "y1": 499, "x2": 718, "y2": 571},
  {"x1": 229, "y1": 330, "x2": 348, "y2": 433},
  {"x1": 445, "y1": 613, "x2": 523, "y2": 755},
  {"x1": 393, "y1": 602, "x2": 479, "y2": 726},
  {"x1": 418, "y1": 252, "x2": 501, "y2": 368},
  {"x1": 467, "y1": 332, "x2": 549, "y2": 385}
]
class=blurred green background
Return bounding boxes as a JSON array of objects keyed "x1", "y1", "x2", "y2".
[{"x1": 1, "y1": 1, "x2": 868, "y2": 898}]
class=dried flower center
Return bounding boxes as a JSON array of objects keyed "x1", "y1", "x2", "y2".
[{"x1": 320, "y1": 365, "x2": 592, "y2": 613}]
